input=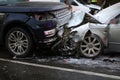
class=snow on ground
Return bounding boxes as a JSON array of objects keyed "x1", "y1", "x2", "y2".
[
  {"x1": 61, "y1": 56, "x2": 120, "y2": 70},
  {"x1": 35, "y1": 54, "x2": 120, "y2": 71}
]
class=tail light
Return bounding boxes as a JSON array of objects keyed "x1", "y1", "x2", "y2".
[{"x1": 41, "y1": 20, "x2": 57, "y2": 37}]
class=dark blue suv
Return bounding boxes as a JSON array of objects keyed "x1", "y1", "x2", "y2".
[{"x1": 0, "y1": 1, "x2": 71, "y2": 57}]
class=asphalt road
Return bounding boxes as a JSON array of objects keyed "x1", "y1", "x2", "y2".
[{"x1": 0, "y1": 47, "x2": 120, "y2": 80}]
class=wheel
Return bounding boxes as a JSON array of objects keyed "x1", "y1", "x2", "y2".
[
  {"x1": 79, "y1": 34, "x2": 103, "y2": 58},
  {"x1": 5, "y1": 27, "x2": 33, "y2": 57}
]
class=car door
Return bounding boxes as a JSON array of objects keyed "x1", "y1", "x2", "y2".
[{"x1": 108, "y1": 14, "x2": 120, "y2": 51}]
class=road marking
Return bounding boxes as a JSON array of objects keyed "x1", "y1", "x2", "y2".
[{"x1": 0, "y1": 58, "x2": 120, "y2": 79}]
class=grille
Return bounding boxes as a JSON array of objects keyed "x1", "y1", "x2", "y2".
[{"x1": 51, "y1": 8, "x2": 71, "y2": 27}]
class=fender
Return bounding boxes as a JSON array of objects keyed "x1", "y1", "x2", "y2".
[
  {"x1": 0, "y1": 13, "x2": 30, "y2": 44},
  {"x1": 4, "y1": 13, "x2": 30, "y2": 24},
  {"x1": 4, "y1": 13, "x2": 47, "y2": 32},
  {"x1": 2, "y1": 13, "x2": 30, "y2": 33},
  {"x1": 89, "y1": 23, "x2": 108, "y2": 47},
  {"x1": 71, "y1": 23, "x2": 91, "y2": 41}
]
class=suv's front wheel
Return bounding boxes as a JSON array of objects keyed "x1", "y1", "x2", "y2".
[{"x1": 5, "y1": 27, "x2": 33, "y2": 57}]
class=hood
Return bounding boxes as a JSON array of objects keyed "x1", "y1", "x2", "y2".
[
  {"x1": 68, "y1": 6, "x2": 85, "y2": 28},
  {"x1": 0, "y1": 2, "x2": 67, "y2": 13},
  {"x1": 94, "y1": 2, "x2": 120, "y2": 24}
]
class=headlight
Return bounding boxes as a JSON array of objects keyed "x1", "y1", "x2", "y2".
[
  {"x1": 69, "y1": 31, "x2": 80, "y2": 42},
  {"x1": 44, "y1": 29, "x2": 56, "y2": 37}
]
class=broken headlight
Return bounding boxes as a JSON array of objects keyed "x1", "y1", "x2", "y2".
[{"x1": 44, "y1": 29, "x2": 56, "y2": 37}]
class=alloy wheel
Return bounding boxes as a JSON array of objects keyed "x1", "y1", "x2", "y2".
[
  {"x1": 80, "y1": 35, "x2": 102, "y2": 58},
  {"x1": 8, "y1": 30, "x2": 29, "y2": 55}
]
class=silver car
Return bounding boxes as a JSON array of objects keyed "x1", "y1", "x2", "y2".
[{"x1": 72, "y1": 2, "x2": 120, "y2": 58}]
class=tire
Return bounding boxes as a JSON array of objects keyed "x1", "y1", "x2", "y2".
[
  {"x1": 79, "y1": 34, "x2": 103, "y2": 58},
  {"x1": 5, "y1": 27, "x2": 33, "y2": 57}
]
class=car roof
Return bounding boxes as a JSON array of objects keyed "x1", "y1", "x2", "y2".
[
  {"x1": 0, "y1": 2, "x2": 67, "y2": 12},
  {"x1": 94, "y1": 2, "x2": 120, "y2": 24}
]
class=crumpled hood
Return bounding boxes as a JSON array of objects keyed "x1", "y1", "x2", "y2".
[{"x1": 94, "y1": 2, "x2": 120, "y2": 24}]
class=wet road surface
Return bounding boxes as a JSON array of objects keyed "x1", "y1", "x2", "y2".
[{"x1": 0, "y1": 47, "x2": 120, "y2": 80}]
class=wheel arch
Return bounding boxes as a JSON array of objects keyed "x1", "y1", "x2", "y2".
[
  {"x1": 81, "y1": 30, "x2": 92, "y2": 40},
  {"x1": 91, "y1": 29, "x2": 107, "y2": 47},
  {"x1": 83, "y1": 30, "x2": 104, "y2": 46},
  {"x1": 2, "y1": 20, "x2": 36, "y2": 44},
  {"x1": 84, "y1": 30, "x2": 92, "y2": 38}
]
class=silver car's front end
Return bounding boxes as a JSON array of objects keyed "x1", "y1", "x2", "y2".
[{"x1": 71, "y1": 22, "x2": 108, "y2": 47}]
